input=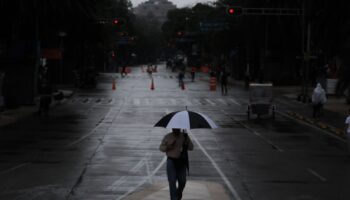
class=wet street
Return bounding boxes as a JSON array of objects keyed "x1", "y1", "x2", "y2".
[{"x1": 0, "y1": 64, "x2": 349, "y2": 200}]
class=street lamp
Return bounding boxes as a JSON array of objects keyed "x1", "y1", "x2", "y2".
[{"x1": 58, "y1": 31, "x2": 67, "y2": 84}]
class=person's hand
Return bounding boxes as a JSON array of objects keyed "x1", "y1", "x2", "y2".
[{"x1": 166, "y1": 138, "x2": 176, "y2": 150}]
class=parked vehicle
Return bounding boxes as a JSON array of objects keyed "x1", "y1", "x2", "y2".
[{"x1": 247, "y1": 83, "x2": 276, "y2": 119}]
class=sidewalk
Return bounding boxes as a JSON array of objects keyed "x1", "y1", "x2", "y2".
[
  {"x1": 124, "y1": 181, "x2": 230, "y2": 200},
  {"x1": 280, "y1": 90, "x2": 349, "y2": 138},
  {"x1": 0, "y1": 89, "x2": 75, "y2": 127},
  {"x1": 195, "y1": 70, "x2": 349, "y2": 138},
  {"x1": 232, "y1": 79, "x2": 349, "y2": 138}
]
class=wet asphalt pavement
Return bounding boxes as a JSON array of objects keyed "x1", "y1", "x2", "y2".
[{"x1": 0, "y1": 64, "x2": 349, "y2": 200}]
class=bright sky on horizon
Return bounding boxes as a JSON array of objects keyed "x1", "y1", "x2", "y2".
[{"x1": 131, "y1": 0, "x2": 216, "y2": 8}]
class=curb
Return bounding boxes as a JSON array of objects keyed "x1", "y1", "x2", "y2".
[{"x1": 286, "y1": 111, "x2": 346, "y2": 138}]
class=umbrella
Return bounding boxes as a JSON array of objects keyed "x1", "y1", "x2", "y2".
[{"x1": 154, "y1": 110, "x2": 218, "y2": 129}]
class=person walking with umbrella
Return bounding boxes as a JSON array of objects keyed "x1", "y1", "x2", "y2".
[
  {"x1": 155, "y1": 109, "x2": 217, "y2": 200},
  {"x1": 159, "y1": 128, "x2": 194, "y2": 200}
]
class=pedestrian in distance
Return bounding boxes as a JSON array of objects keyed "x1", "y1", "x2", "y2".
[
  {"x1": 345, "y1": 108, "x2": 350, "y2": 156},
  {"x1": 311, "y1": 83, "x2": 327, "y2": 119},
  {"x1": 245, "y1": 64, "x2": 250, "y2": 90},
  {"x1": 178, "y1": 70, "x2": 185, "y2": 87},
  {"x1": 38, "y1": 81, "x2": 52, "y2": 117},
  {"x1": 160, "y1": 128, "x2": 194, "y2": 200},
  {"x1": 221, "y1": 68, "x2": 230, "y2": 95},
  {"x1": 147, "y1": 64, "x2": 153, "y2": 77},
  {"x1": 121, "y1": 66, "x2": 127, "y2": 77},
  {"x1": 190, "y1": 67, "x2": 196, "y2": 82}
]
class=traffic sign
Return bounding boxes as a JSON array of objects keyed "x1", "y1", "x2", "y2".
[{"x1": 200, "y1": 20, "x2": 228, "y2": 32}]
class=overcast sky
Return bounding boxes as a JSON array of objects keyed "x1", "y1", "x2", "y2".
[{"x1": 131, "y1": 0, "x2": 216, "y2": 8}]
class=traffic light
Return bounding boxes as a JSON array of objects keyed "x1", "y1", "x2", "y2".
[
  {"x1": 113, "y1": 19, "x2": 119, "y2": 25},
  {"x1": 226, "y1": 7, "x2": 243, "y2": 16},
  {"x1": 112, "y1": 18, "x2": 125, "y2": 25},
  {"x1": 111, "y1": 51, "x2": 116, "y2": 58},
  {"x1": 176, "y1": 31, "x2": 184, "y2": 37}
]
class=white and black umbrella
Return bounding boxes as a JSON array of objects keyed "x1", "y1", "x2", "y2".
[{"x1": 154, "y1": 110, "x2": 218, "y2": 129}]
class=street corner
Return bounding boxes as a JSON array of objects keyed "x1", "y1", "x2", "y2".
[{"x1": 124, "y1": 181, "x2": 231, "y2": 200}]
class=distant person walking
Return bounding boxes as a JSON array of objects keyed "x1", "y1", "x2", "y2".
[
  {"x1": 345, "y1": 109, "x2": 350, "y2": 155},
  {"x1": 220, "y1": 68, "x2": 230, "y2": 95},
  {"x1": 147, "y1": 64, "x2": 153, "y2": 77},
  {"x1": 245, "y1": 64, "x2": 250, "y2": 90},
  {"x1": 120, "y1": 65, "x2": 127, "y2": 77},
  {"x1": 190, "y1": 67, "x2": 196, "y2": 82},
  {"x1": 311, "y1": 83, "x2": 327, "y2": 119},
  {"x1": 160, "y1": 129, "x2": 194, "y2": 200},
  {"x1": 178, "y1": 70, "x2": 185, "y2": 87},
  {"x1": 38, "y1": 81, "x2": 52, "y2": 116}
]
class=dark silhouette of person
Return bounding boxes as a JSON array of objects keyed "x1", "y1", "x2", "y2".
[{"x1": 160, "y1": 129, "x2": 194, "y2": 200}]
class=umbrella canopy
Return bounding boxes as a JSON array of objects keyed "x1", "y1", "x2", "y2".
[{"x1": 154, "y1": 110, "x2": 218, "y2": 129}]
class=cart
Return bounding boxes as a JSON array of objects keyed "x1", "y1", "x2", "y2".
[{"x1": 247, "y1": 83, "x2": 276, "y2": 119}]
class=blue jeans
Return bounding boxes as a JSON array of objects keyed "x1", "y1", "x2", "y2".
[{"x1": 167, "y1": 158, "x2": 187, "y2": 200}]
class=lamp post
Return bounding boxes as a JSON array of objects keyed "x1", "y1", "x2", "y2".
[{"x1": 58, "y1": 31, "x2": 67, "y2": 84}]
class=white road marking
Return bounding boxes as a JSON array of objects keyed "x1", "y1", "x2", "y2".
[
  {"x1": 144, "y1": 98, "x2": 150, "y2": 106},
  {"x1": 170, "y1": 99, "x2": 177, "y2": 106},
  {"x1": 108, "y1": 158, "x2": 147, "y2": 191},
  {"x1": 188, "y1": 130, "x2": 242, "y2": 200},
  {"x1": 109, "y1": 98, "x2": 116, "y2": 105},
  {"x1": 308, "y1": 168, "x2": 327, "y2": 182},
  {"x1": 66, "y1": 108, "x2": 119, "y2": 147},
  {"x1": 133, "y1": 98, "x2": 140, "y2": 106},
  {"x1": 184, "y1": 99, "x2": 193, "y2": 106},
  {"x1": 205, "y1": 99, "x2": 216, "y2": 106},
  {"x1": 228, "y1": 98, "x2": 241, "y2": 106},
  {"x1": 217, "y1": 98, "x2": 228, "y2": 106},
  {"x1": 115, "y1": 156, "x2": 167, "y2": 200},
  {"x1": 191, "y1": 98, "x2": 201, "y2": 106},
  {"x1": 145, "y1": 157, "x2": 153, "y2": 184},
  {"x1": 0, "y1": 162, "x2": 30, "y2": 175},
  {"x1": 221, "y1": 109, "x2": 284, "y2": 152},
  {"x1": 250, "y1": 130, "x2": 284, "y2": 152},
  {"x1": 96, "y1": 98, "x2": 103, "y2": 104},
  {"x1": 156, "y1": 98, "x2": 163, "y2": 106}
]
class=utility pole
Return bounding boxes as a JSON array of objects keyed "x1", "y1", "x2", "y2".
[
  {"x1": 228, "y1": 6, "x2": 304, "y2": 86},
  {"x1": 300, "y1": 0, "x2": 316, "y2": 103}
]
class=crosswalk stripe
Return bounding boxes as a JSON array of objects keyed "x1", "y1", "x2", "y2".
[
  {"x1": 217, "y1": 98, "x2": 229, "y2": 106},
  {"x1": 108, "y1": 98, "x2": 115, "y2": 105},
  {"x1": 66, "y1": 97, "x2": 242, "y2": 107},
  {"x1": 133, "y1": 98, "x2": 140, "y2": 106},
  {"x1": 205, "y1": 99, "x2": 216, "y2": 106},
  {"x1": 228, "y1": 98, "x2": 241, "y2": 106},
  {"x1": 170, "y1": 99, "x2": 177, "y2": 105},
  {"x1": 191, "y1": 98, "x2": 201, "y2": 105}
]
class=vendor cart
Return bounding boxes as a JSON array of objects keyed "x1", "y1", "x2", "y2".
[{"x1": 247, "y1": 83, "x2": 276, "y2": 119}]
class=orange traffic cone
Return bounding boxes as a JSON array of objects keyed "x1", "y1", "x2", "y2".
[
  {"x1": 112, "y1": 78, "x2": 116, "y2": 90},
  {"x1": 150, "y1": 78, "x2": 155, "y2": 90}
]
